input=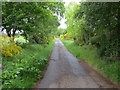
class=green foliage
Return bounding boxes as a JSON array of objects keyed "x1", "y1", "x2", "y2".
[
  {"x1": 63, "y1": 40, "x2": 120, "y2": 84},
  {"x1": 2, "y1": 57, "x2": 47, "y2": 88},
  {"x1": 2, "y1": 41, "x2": 54, "y2": 88},
  {"x1": 2, "y1": 2, "x2": 65, "y2": 44},
  {"x1": 0, "y1": 37, "x2": 21, "y2": 57},
  {"x1": 56, "y1": 28, "x2": 67, "y2": 36},
  {"x1": 65, "y1": 2, "x2": 80, "y2": 40},
  {"x1": 65, "y1": 2, "x2": 120, "y2": 60},
  {"x1": 14, "y1": 37, "x2": 29, "y2": 48}
]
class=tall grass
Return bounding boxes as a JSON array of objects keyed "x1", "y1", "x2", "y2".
[
  {"x1": 2, "y1": 41, "x2": 54, "y2": 88},
  {"x1": 63, "y1": 40, "x2": 120, "y2": 84}
]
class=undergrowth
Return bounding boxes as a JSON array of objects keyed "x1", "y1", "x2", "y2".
[
  {"x1": 2, "y1": 41, "x2": 54, "y2": 88},
  {"x1": 63, "y1": 40, "x2": 120, "y2": 84}
]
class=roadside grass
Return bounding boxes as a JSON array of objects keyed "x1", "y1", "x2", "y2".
[
  {"x1": 62, "y1": 40, "x2": 120, "y2": 84},
  {"x1": 2, "y1": 41, "x2": 54, "y2": 88}
]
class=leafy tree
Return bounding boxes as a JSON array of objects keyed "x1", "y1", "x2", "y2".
[
  {"x1": 2, "y1": 2, "x2": 65, "y2": 44},
  {"x1": 65, "y1": 2, "x2": 120, "y2": 60}
]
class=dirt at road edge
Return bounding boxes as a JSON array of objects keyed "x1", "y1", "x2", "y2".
[{"x1": 80, "y1": 60, "x2": 120, "y2": 88}]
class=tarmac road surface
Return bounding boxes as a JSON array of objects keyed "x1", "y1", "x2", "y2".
[{"x1": 38, "y1": 38, "x2": 99, "y2": 88}]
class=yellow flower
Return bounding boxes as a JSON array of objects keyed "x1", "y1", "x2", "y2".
[
  {"x1": 19, "y1": 36, "x2": 24, "y2": 38},
  {"x1": 0, "y1": 36, "x2": 21, "y2": 57}
]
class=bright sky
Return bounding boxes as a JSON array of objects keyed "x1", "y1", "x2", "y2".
[{"x1": 58, "y1": 0, "x2": 81, "y2": 29}]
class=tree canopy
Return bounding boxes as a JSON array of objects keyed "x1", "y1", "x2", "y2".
[
  {"x1": 2, "y1": 2, "x2": 65, "y2": 44},
  {"x1": 65, "y1": 2, "x2": 120, "y2": 59}
]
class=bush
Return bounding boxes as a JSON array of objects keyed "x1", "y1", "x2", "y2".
[
  {"x1": 2, "y1": 41, "x2": 54, "y2": 88},
  {"x1": 0, "y1": 37, "x2": 21, "y2": 57},
  {"x1": 2, "y1": 42, "x2": 21, "y2": 57},
  {"x1": 14, "y1": 36, "x2": 29, "y2": 48},
  {"x1": 2, "y1": 57, "x2": 47, "y2": 88}
]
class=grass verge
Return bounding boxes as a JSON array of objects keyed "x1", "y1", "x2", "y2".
[
  {"x1": 62, "y1": 40, "x2": 120, "y2": 84},
  {"x1": 2, "y1": 41, "x2": 54, "y2": 88}
]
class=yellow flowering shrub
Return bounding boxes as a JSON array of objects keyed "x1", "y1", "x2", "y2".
[
  {"x1": 54, "y1": 36, "x2": 56, "y2": 39},
  {"x1": 44, "y1": 35, "x2": 56, "y2": 43},
  {"x1": 60, "y1": 33, "x2": 72, "y2": 40},
  {"x1": 60, "y1": 34, "x2": 64, "y2": 40},
  {"x1": 19, "y1": 36, "x2": 25, "y2": 38},
  {"x1": 0, "y1": 36, "x2": 21, "y2": 57}
]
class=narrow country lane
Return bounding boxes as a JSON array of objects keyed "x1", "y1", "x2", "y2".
[{"x1": 38, "y1": 38, "x2": 99, "y2": 88}]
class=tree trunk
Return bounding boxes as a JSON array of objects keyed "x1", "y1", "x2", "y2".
[
  {"x1": 6, "y1": 30, "x2": 11, "y2": 37},
  {"x1": 12, "y1": 29, "x2": 16, "y2": 40}
]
